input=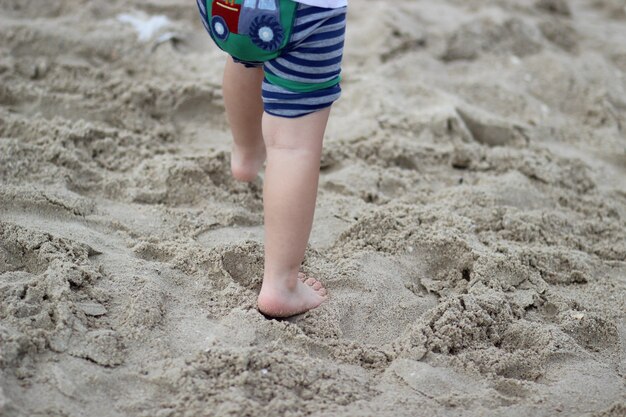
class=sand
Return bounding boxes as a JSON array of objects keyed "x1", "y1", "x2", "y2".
[{"x1": 1, "y1": 0, "x2": 625, "y2": 415}]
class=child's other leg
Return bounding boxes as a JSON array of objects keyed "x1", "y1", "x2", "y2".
[
  {"x1": 257, "y1": 109, "x2": 330, "y2": 318},
  {"x1": 222, "y1": 58, "x2": 266, "y2": 182}
]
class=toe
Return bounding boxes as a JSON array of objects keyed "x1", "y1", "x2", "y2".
[
  {"x1": 318, "y1": 288, "x2": 328, "y2": 297},
  {"x1": 312, "y1": 281, "x2": 322, "y2": 290},
  {"x1": 298, "y1": 272, "x2": 306, "y2": 281},
  {"x1": 305, "y1": 277, "x2": 317, "y2": 286}
]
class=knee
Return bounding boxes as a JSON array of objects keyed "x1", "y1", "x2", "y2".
[
  {"x1": 264, "y1": 139, "x2": 314, "y2": 158},
  {"x1": 264, "y1": 137, "x2": 324, "y2": 167},
  {"x1": 262, "y1": 109, "x2": 328, "y2": 156}
]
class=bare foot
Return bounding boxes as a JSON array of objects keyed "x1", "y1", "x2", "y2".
[
  {"x1": 257, "y1": 272, "x2": 327, "y2": 318},
  {"x1": 230, "y1": 142, "x2": 266, "y2": 182}
]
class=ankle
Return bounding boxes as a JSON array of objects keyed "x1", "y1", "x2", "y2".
[
  {"x1": 230, "y1": 140, "x2": 266, "y2": 182},
  {"x1": 262, "y1": 269, "x2": 300, "y2": 291}
]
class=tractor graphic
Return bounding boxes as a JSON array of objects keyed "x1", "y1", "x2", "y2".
[{"x1": 211, "y1": 0, "x2": 284, "y2": 51}]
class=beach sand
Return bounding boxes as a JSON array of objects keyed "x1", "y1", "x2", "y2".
[{"x1": 1, "y1": 0, "x2": 625, "y2": 415}]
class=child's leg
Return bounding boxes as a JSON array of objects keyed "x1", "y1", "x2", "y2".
[
  {"x1": 222, "y1": 58, "x2": 266, "y2": 182},
  {"x1": 257, "y1": 108, "x2": 331, "y2": 317}
]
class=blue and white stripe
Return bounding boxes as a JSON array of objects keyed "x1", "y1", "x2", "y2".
[
  {"x1": 196, "y1": 1, "x2": 347, "y2": 118},
  {"x1": 263, "y1": 4, "x2": 346, "y2": 117},
  {"x1": 196, "y1": 0, "x2": 211, "y2": 34},
  {"x1": 262, "y1": 81, "x2": 342, "y2": 116}
]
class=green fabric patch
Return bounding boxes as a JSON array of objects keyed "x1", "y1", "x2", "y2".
[
  {"x1": 264, "y1": 72, "x2": 342, "y2": 92},
  {"x1": 206, "y1": 0, "x2": 297, "y2": 63}
]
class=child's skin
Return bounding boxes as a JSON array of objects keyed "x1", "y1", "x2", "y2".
[{"x1": 222, "y1": 57, "x2": 329, "y2": 317}]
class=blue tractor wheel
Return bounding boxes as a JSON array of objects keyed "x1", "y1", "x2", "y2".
[
  {"x1": 249, "y1": 15, "x2": 283, "y2": 51},
  {"x1": 211, "y1": 15, "x2": 229, "y2": 41}
]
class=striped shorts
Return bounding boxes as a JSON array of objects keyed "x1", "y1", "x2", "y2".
[{"x1": 197, "y1": 1, "x2": 347, "y2": 118}]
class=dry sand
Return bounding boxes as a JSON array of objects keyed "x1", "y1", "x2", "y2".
[{"x1": 1, "y1": 0, "x2": 625, "y2": 415}]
